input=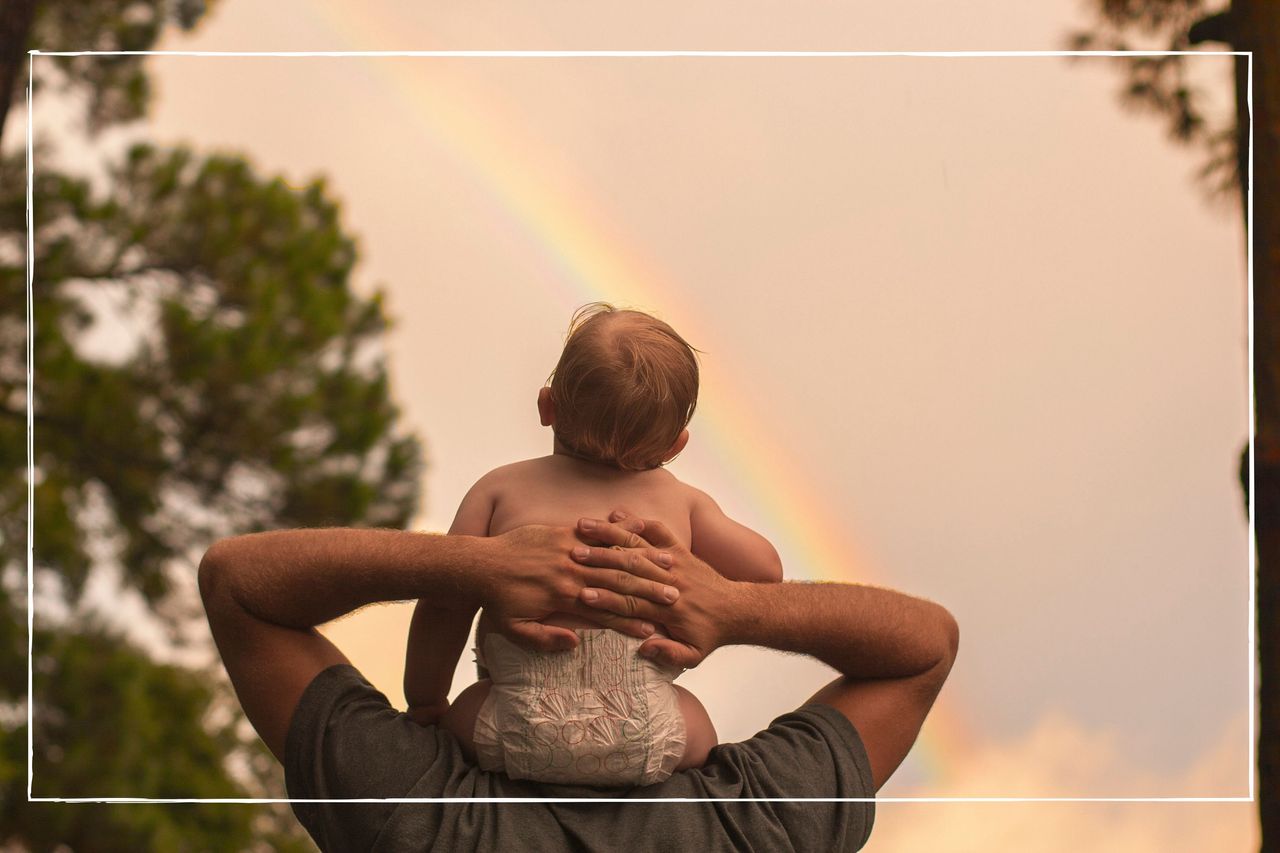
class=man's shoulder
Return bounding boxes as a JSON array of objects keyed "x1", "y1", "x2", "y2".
[
  {"x1": 733, "y1": 704, "x2": 869, "y2": 763},
  {"x1": 643, "y1": 704, "x2": 876, "y2": 850}
]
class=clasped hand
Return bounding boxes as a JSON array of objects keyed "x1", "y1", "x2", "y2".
[{"x1": 481, "y1": 513, "x2": 733, "y2": 670}]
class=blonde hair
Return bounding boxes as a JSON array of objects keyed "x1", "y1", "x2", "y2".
[{"x1": 548, "y1": 303, "x2": 699, "y2": 471}]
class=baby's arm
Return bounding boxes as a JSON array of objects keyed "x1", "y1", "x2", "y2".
[
  {"x1": 688, "y1": 488, "x2": 784, "y2": 583},
  {"x1": 403, "y1": 476, "x2": 496, "y2": 724}
]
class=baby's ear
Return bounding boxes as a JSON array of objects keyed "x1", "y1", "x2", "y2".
[
  {"x1": 537, "y1": 386, "x2": 555, "y2": 426},
  {"x1": 662, "y1": 429, "x2": 690, "y2": 463}
]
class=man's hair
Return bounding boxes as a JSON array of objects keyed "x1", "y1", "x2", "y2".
[{"x1": 548, "y1": 303, "x2": 700, "y2": 471}]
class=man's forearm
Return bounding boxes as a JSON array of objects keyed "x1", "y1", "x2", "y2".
[
  {"x1": 196, "y1": 527, "x2": 487, "y2": 762},
  {"x1": 200, "y1": 522, "x2": 680, "y2": 763},
  {"x1": 723, "y1": 580, "x2": 958, "y2": 681},
  {"x1": 571, "y1": 516, "x2": 957, "y2": 790},
  {"x1": 199, "y1": 528, "x2": 487, "y2": 630}
]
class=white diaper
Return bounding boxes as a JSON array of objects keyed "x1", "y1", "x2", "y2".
[{"x1": 473, "y1": 629, "x2": 687, "y2": 786}]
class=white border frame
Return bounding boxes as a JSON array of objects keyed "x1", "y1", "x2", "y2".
[{"x1": 25, "y1": 49, "x2": 1254, "y2": 806}]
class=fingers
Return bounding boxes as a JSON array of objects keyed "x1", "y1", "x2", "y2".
[
  {"x1": 603, "y1": 513, "x2": 682, "y2": 550},
  {"x1": 571, "y1": 545, "x2": 677, "y2": 597},
  {"x1": 576, "y1": 586, "x2": 667, "y2": 624},
  {"x1": 577, "y1": 517, "x2": 650, "y2": 549},
  {"x1": 638, "y1": 637, "x2": 705, "y2": 670},
  {"x1": 566, "y1": 601, "x2": 659, "y2": 640},
  {"x1": 506, "y1": 620, "x2": 580, "y2": 652}
]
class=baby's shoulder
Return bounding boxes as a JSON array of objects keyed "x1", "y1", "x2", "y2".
[
  {"x1": 666, "y1": 477, "x2": 727, "y2": 521},
  {"x1": 650, "y1": 469, "x2": 706, "y2": 509},
  {"x1": 473, "y1": 457, "x2": 556, "y2": 488}
]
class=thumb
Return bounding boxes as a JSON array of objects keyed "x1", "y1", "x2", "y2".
[
  {"x1": 507, "y1": 621, "x2": 579, "y2": 652},
  {"x1": 638, "y1": 637, "x2": 703, "y2": 670}
]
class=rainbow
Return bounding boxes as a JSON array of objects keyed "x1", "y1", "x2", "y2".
[{"x1": 300, "y1": 5, "x2": 972, "y2": 786}]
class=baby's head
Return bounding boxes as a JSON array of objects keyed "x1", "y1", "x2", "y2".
[{"x1": 540, "y1": 303, "x2": 699, "y2": 471}]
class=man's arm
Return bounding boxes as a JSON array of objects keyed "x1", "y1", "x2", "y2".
[
  {"x1": 199, "y1": 525, "x2": 680, "y2": 762},
  {"x1": 572, "y1": 515, "x2": 958, "y2": 791}
]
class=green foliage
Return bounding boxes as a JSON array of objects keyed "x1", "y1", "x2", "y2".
[
  {"x1": 31, "y1": 625, "x2": 244, "y2": 800},
  {"x1": 0, "y1": 145, "x2": 423, "y2": 609},
  {"x1": 0, "y1": 101, "x2": 421, "y2": 853},
  {"x1": 1, "y1": 5, "x2": 425, "y2": 848},
  {"x1": 1070, "y1": 0, "x2": 1241, "y2": 201},
  {"x1": 0, "y1": 140, "x2": 422, "y2": 846},
  {"x1": 14, "y1": 625, "x2": 253, "y2": 848},
  {"x1": 25, "y1": 0, "x2": 219, "y2": 133},
  {"x1": 0, "y1": 625, "x2": 313, "y2": 851}
]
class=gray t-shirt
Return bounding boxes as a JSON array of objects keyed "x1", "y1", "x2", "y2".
[{"x1": 285, "y1": 664, "x2": 875, "y2": 852}]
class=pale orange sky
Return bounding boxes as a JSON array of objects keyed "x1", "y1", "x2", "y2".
[{"x1": 29, "y1": 0, "x2": 1257, "y2": 846}]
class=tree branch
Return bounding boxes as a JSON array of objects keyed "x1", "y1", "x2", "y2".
[
  {"x1": 0, "y1": 0, "x2": 37, "y2": 149},
  {"x1": 1188, "y1": 10, "x2": 1236, "y2": 47}
]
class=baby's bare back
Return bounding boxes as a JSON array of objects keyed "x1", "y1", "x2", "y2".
[
  {"x1": 451, "y1": 454, "x2": 718, "y2": 777},
  {"x1": 482, "y1": 455, "x2": 694, "y2": 630},
  {"x1": 486, "y1": 454, "x2": 694, "y2": 541}
]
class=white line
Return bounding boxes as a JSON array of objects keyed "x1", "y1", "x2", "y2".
[
  {"x1": 27, "y1": 49, "x2": 1246, "y2": 59},
  {"x1": 25, "y1": 49, "x2": 34, "y2": 804},
  {"x1": 1246, "y1": 49, "x2": 1257, "y2": 804},
  {"x1": 27, "y1": 796, "x2": 1256, "y2": 804},
  {"x1": 23, "y1": 47, "x2": 1254, "y2": 806}
]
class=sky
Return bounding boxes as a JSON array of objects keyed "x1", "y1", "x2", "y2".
[{"x1": 29, "y1": 0, "x2": 1257, "y2": 847}]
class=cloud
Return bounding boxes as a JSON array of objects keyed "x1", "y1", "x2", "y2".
[{"x1": 868, "y1": 712, "x2": 1257, "y2": 852}]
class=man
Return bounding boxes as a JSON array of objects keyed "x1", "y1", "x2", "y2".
[{"x1": 199, "y1": 512, "x2": 958, "y2": 851}]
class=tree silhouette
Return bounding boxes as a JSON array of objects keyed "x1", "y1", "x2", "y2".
[
  {"x1": 3, "y1": 3, "x2": 424, "y2": 848},
  {"x1": 0, "y1": 0, "x2": 216, "y2": 143},
  {"x1": 1073, "y1": 1, "x2": 1276, "y2": 846},
  {"x1": 6, "y1": 625, "x2": 311, "y2": 851}
]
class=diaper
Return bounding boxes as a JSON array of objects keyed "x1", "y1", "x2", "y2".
[{"x1": 473, "y1": 629, "x2": 686, "y2": 786}]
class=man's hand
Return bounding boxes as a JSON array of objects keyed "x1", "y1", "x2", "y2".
[
  {"x1": 479, "y1": 523, "x2": 683, "y2": 653},
  {"x1": 573, "y1": 512, "x2": 960, "y2": 790},
  {"x1": 570, "y1": 513, "x2": 742, "y2": 669},
  {"x1": 201, "y1": 524, "x2": 684, "y2": 760}
]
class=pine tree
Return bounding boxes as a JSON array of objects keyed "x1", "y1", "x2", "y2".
[{"x1": 1, "y1": 3, "x2": 424, "y2": 848}]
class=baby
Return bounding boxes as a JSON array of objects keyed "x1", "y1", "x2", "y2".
[{"x1": 404, "y1": 303, "x2": 783, "y2": 786}]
